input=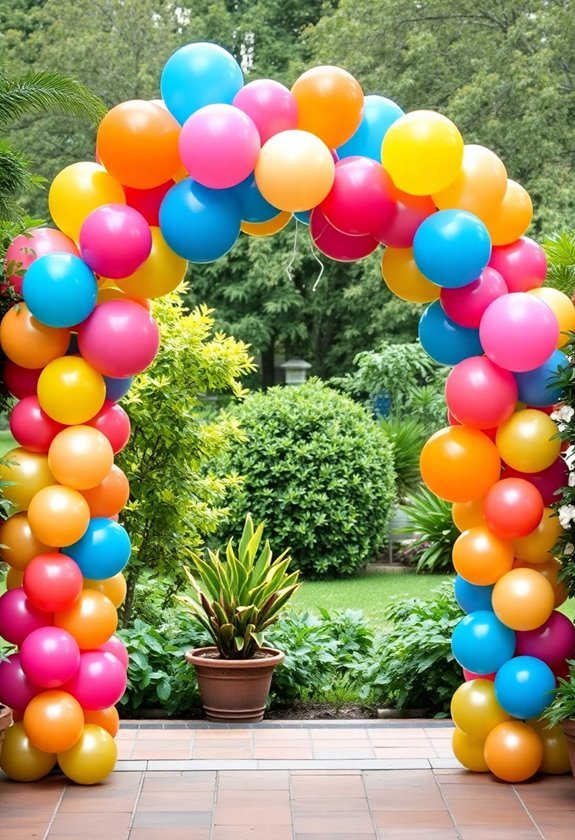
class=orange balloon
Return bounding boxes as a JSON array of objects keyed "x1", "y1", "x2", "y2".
[
  {"x1": 452, "y1": 728, "x2": 489, "y2": 772},
  {"x1": 381, "y1": 247, "x2": 440, "y2": 303},
  {"x1": 6, "y1": 567, "x2": 24, "y2": 589},
  {"x1": 484, "y1": 180, "x2": 533, "y2": 246},
  {"x1": 84, "y1": 573, "x2": 127, "y2": 608},
  {"x1": 528, "y1": 287, "x2": 575, "y2": 349},
  {"x1": 452, "y1": 498, "x2": 486, "y2": 532},
  {"x1": 97, "y1": 100, "x2": 181, "y2": 189},
  {"x1": 27, "y1": 485, "x2": 91, "y2": 547},
  {"x1": 80, "y1": 464, "x2": 130, "y2": 518},
  {"x1": 114, "y1": 227, "x2": 187, "y2": 298},
  {"x1": 241, "y1": 211, "x2": 293, "y2": 237},
  {"x1": 433, "y1": 145, "x2": 507, "y2": 218},
  {"x1": 453, "y1": 526, "x2": 514, "y2": 586},
  {"x1": 420, "y1": 426, "x2": 501, "y2": 503},
  {"x1": 0, "y1": 303, "x2": 70, "y2": 369},
  {"x1": 49, "y1": 162, "x2": 126, "y2": 242},
  {"x1": 484, "y1": 720, "x2": 543, "y2": 782},
  {"x1": 24, "y1": 691, "x2": 84, "y2": 754},
  {"x1": 291, "y1": 66, "x2": 364, "y2": 149},
  {"x1": 0, "y1": 512, "x2": 51, "y2": 570},
  {"x1": 492, "y1": 568, "x2": 555, "y2": 631},
  {"x1": 55, "y1": 590, "x2": 118, "y2": 649},
  {"x1": 515, "y1": 557, "x2": 568, "y2": 607},
  {"x1": 513, "y1": 508, "x2": 562, "y2": 564},
  {"x1": 0, "y1": 448, "x2": 54, "y2": 511},
  {"x1": 48, "y1": 426, "x2": 114, "y2": 491},
  {"x1": 83, "y1": 706, "x2": 120, "y2": 738}
]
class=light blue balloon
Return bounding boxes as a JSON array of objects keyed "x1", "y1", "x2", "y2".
[
  {"x1": 64, "y1": 518, "x2": 131, "y2": 580},
  {"x1": 413, "y1": 210, "x2": 492, "y2": 288},
  {"x1": 515, "y1": 349, "x2": 568, "y2": 407},
  {"x1": 231, "y1": 174, "x2": 278, "y2": 223},
  {"x1": 294, "y1": 211, "x2": 311, "y2": 225},
  {"x1": 159, "y1": 179, "x2": 241, "y2": 263},
  {"x1": 104, "y1": 375, "x2": 133, "y2": 402},
  {"x1": 161, "y1": 42, "x2": 244, "y2": 125},
  {"x1": 418, "y1": 301, "x2": 483, "y2": 366},
  {"x1": 451, "y1": 611, "x2": 516, "y2": 674},
  {"x1": 22, "y1": 253, "x2": 97, "y2": 328},
  {"x1": 454, "y1": 576, "x2": 494, "y2": 614},
  {"x1": 338, "y1": 95, "x2": 404, "y2": 161},
  {"x1": 494, "y1": 655, "x2": 556, "y2": 719}
]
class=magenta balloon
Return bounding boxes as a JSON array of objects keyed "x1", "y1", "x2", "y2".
[
  {"x1": 488, "y1": 237, "x2": 547, "y2": 293},
  {"x1": 310, "y1": 207, "x2": 379, "y2": 262},
  {"x1": 445, "y1": 356, "x2": 518, "y2": 429},
  {"x1": 479, "y1": 292, "x2": 559, "y2": 372},
  {"x1": 320, "y1": 157, "x2": 395, "y2": 237},
  {"x1": 463, "y1": 668, "x2": 495, "y2": 682},
  {"x1": 86, "y1": 401, "x2": 131, "y2": 454},
  {"x1": 373, "y1": 192, "x2": 435, "y2": 248},
  {"x1": 0, "y1": 588, "x2": 52, "y2": 646},
  {"x1": 23, "y1": 553, "x2": 84, "y2": 613},
  {"x1": 503, "y1": 457, "x2": 567, "y2": 507},
  {"x1": 441, "y1": 267, "x2": 508, "y2": 329},
  {"x1": 4, "y1": 227, "x2": 79, "y2": 294},
  {"x1": 516, "y1": 611, "x2": 575, "y2": 668},
  {"x1": 99, "y1": 634, "x2": 129, "y2": 670},
  {"x1": 9, "y1": 396, "x2": 66, "y2": 454},
  {"x1": 64, "y1": 650, "x2": 127, "y2": 710},
  {"x1": 0, "y1": 653, "x2": 41, "y2": 709},
  {"x1": 20, "y1": 626, "x2": 81, "y2": 688},
  {"x1": 3, "y1": 361, "x2": 42, "y2": 400},
  {"x1": 79, "y1": 204, "x2": 152, "y2": 280},
  {"x1": 77, "y1": 300, "x2": 160, "y2": 378},
  {"x1": 233, "y1": 79, "x2": 298, "y2": 144},
  {"x1": 179, "y1": 104, "x2": 261, "y2": 189}
]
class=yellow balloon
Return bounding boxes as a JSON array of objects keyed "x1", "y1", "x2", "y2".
[
  {"x1": 452, "y1": 498, "x2": 486, "y2": 532},
  {"x1": 114, "y1": 227, "x2": 188, "y2": 298},
  {"x1": 6, "y1": 566, "x2": 24, "y2": 589},
  {"x1": 241, "y1": 212, "x2": 293, "y2": 237},
  {"x1": 513, "y1": 508, "x2": 562, "y2": 564},
  {"x1": 452, "y1": 727, "x2": 489, "y2": 772},
  {"x1": 484, "y1": 180, "x2": 533, "y2": 246},
  {"x1": 49, "y1": 162, "x2": 126, "y2": 242},
  {"x1": 381, "y1": 247, "x2": 440, "y2": 303},
  {"x1": 0, "y1": 448, "x2": 54, "y2": 511},
  {"x1": 0, "y1": 722, "x2": 57, "y2": 782},
  {"x1": 496, "y1": 409, "x2": 560, "y2": 473},
  {"x1": 382, "y1": 110, "x2": 464, "y2": 196},
  {"x1": 0, "y1": 512, "x2": 51, "y2": 570},
  {"x1": 529, "y1": 287, "x2": 575, "y2": 349},
  {"x1": 433, "y1": 144, "x2": 507, "y2": 218},
  {"x1": 255, "y1": 129, "x2": 335, "y2": 213},
  {"x1": 528, "y1": 720, "x2": 571, "y2": 775},
  {"x1": 57, "y1": 724, "x2": 118, "y2": 785},
  {"x1": 84, "y1": 572, "x2": 127, "y2": 608},
  {"x1": 451, "y1": 679, "x2": 511, "y2": 740},
  {"x1": 37, "y1": 356, "x2": 106, "y2": 425}
]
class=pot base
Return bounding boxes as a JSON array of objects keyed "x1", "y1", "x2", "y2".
[{"x1": 562, "y1": 719, "x2": 575, "y2": 778}]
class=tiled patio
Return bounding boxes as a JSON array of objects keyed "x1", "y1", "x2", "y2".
[{"x1": 1, "y1": 720, "x2": 574, "y2": 839}]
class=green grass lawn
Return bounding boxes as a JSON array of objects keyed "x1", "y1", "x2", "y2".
[{"x1": 0, "y1": 430, "x2": 15, "y2": 456}]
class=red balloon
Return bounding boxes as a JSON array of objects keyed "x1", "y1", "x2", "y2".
[
  {"x1": 9, "y1": 396, "x2": 66, "y2": 453},
  {"x1": 445, "y1": 356, "x2": 518, "y2": 429},
  {"x1": 23, "y1": 553, "x2": 84, "y2": 613},
  {"x1": 463, "y1": 668, "x2": 495, "y2": 682},
  {"x1": 3, "y1": 361, "x2": 42, "y2": 399},
  {"x1": 86, "y1": 401, "x2": 131, "y2": 454},
  {"x1": 484, "y1": 478, "x2": 544, "y2": 540},
  {"x1": 502, "y1": 457, "x2": 568, "y2": 507},
  {"x1": 124, "y1": 181, "x2": 175, "y2": 226},
  {"x1": 320, "y1": 157, "x2": 395, "y2": 236},
  {"x1": 310, "y1": 207, "x2": 379, "y2": 262},
  {"x1": 373, "y1": 190, "x2": 435, "y2": 248}
]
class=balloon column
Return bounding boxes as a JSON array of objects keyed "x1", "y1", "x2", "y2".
[{"x1": 1, "y1": 41, "x2": 575, "y2": 784}]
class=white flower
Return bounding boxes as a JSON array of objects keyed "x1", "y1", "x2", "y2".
[
  {"x1": 558, "y1": 504, "x2": 575, "y2": 529},
  {"x1": 564, "y1": 543, "x2": 575, "y2": 556},
  {"x1": 551, "y1": 405, "x2": 574, "y2": 423},
  {"x1": 569, "y1": 472, "x2": 575, "y2": 487}
]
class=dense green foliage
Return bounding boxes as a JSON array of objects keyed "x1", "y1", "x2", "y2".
[
  {"x1": 377, "y1": 417, "x2": 427, "y2": 499},
  {"x1": 217, "y1": 380, "x2": 396, "y2": 578},
  {"x1": 544, "y1": 231, "x2": 575, "y2": 300},
  {"x1": 544, "y1": 661, "x2": 575, "y2": 726},
  {"x1": 400, "y1": 487, "x2": 459, "y2": 573}
]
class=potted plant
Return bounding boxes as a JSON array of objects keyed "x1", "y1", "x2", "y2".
[
  {"x1": 177, "y1": 514, "x2": 301, "y2": 722},
  {"x1": 544, "y1": 660, "x2": 575, "y2": 777}
]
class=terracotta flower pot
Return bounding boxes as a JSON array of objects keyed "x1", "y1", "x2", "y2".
[
  {"x1": 185, "y1": 646, "x2": 284, "y2": 723},
  {"x1": 561, "y1": 718, "x2": 575, "y2": 778}
]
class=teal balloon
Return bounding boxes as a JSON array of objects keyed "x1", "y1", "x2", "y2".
[
  {"x1": 454, "y1": 576, "x2": 494, "y2": 614},
  {"x1": 452, "y1": 610, "x2": 516, "y2": 674},
  {"x1": 419, "y1": 301, "x2": 483, "y2": 366},
  {"x1": 64, "y1": 518, "x2": 131, "y2": 580},
  {"x1": 231, "y1": 174, "x2": 278, "y2": 223},
  {"x1": 414, "y1": 210, "x2": 492, "y2": 288},
  {"x1": 494, "y1": 655, "x2": 556, "y2": 719},
  {"x1": 515, "y1": 350, "x2": 568, "y2": 407},
  {"x1": 338, "y1": 95, "x2": 404, "y2": 161},
  {"x1": 22, "y1": 253, "x2": 97, "y2": 328}
]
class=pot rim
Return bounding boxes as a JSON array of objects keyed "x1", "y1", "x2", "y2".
[{"x1": 185, "y1": 646, "x2": 285, "y2": 669}]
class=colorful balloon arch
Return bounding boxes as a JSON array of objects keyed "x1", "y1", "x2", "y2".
[{"x1": 1, "y1": 41, "x2": 575, "y2": 784}]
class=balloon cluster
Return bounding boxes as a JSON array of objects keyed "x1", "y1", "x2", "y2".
[{"x1": 2, "y1": 40, "x2": 575, "y2": 784}]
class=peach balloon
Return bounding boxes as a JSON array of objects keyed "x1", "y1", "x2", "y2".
[
  {"x1": 0, "y1": 512, "x2": 51, "y2": 570},
  {"x1": 433, "y1": 144, "x2": 507, "y2": 219},
  {"x1": 452, "y1": 526, "x2": 514, "y2": 586},
  {"x1": 80, "y1": 465, "x2": 130, "y2": 518},
  {"x1": 291, "y1": 66, "x2": 364, "y2": 149},
  {"x1": 27, "y1": 485, "x2": 91, "y2": 547},
  {"x1": 55, "y1": 590, "x2": 118, "y2": 650},
  {"x1": 0, "y1": 303, "x2": 70, "y2": 369},
  {"x1": 452, "y1": 499, "x2": 486, "y2": 532},
  {"x1": 485, "y1": 180, "x2": 533, "y2": 246},
  {"x1": 492, "y1": 568, "x2": 555, "y2": 631},
  {"x1": 48, "y1": 426, "x2": 114, "y2": 491},
  {"x1": 528, "y1": 287, "x2": 575, "y2": 349}
]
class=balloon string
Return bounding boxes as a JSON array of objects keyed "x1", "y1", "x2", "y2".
[
  {"x1": 311, "y1": 241, "x2": 325, "y2": 292},
  {"x1": 285, "y1": 223, "x2": 298, "y2": 282}
]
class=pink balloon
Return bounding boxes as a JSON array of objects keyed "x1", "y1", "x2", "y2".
[
  {"x1": 310, "y1": 207, "x2": 379, "y2": 262},
  {"x1": 23, "y1": 553, "x2": 84, "y2": 613},
  {"x1": 445, "y1": 356, "x2": 518, "y2": 429},
  {"x1": 516, "y1": 611, "x2": 575, "y2": 668},
  {"x1": 100, "y1": 634, "x2": 129, "y2": 670},
  {"x1": 502, "y1": 457, "x2": 567, "y2": 507},
  {"x1": 489, "y1": 236, "x2": 547, "y2": 293},
  {"x1": 233, "y1": 79, "x2": 298, "y2": 144},
  {"x1": 479, "y1": 293, "x2": 559, "y2": 372},
  {"x1": 9, "y1": 396, "x2": 66, "y2": 453},
  {"x1": 79, "y1": 204, "x2": 152, "y2": 280},
  {"x1": 3, "y1": 227, "x2": 79, "y2": 295},
  {"x1": 0, "y1": 653, "x2": 42, "y2": 709},
  {"x1": 20, "y1": 627, "x2": 81, "y2": 688},
  {"x1": 320, "y1": 157, "x2": 396, "y2": 237},
  {"x1": 463, "y1": 669, "x2": 495, "y2": 682},
  {"x1": 86, "y1": 401, "x2": 131, "y2": 454},
  {"x1": 441, "y1": 267, "x2": 508, "y2": 329},
  {"x1": 0, "y1": 588, "x2": 52, "y2": 647},
  {"x1": 179, "y1": 104, "x2": 261, "y2": 189},
  {"x1": 3, "y1": 361, "x2": 43, "y2": 399},
  {"x1": 373, "y1": 191, "x2": 435, "y2": 248},
  {"x1": 77, "y1": 300, "x2": 160, "y2": 378},
  {"x1": 64, "y1": 650, "x2": 127, "y2": 710},
  {"x1": 124, "y1": 181, "x2": 175, "y2": 226}
]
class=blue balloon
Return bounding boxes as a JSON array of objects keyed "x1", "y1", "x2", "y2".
[
  {"x1": 161, "y1": 42, "x2": 244, "y2": 125},
  {"x1": 104, "y1": 375, "x2": 133, "y2": 402},
  {"x1": 413, "y1": 210, "x2": 492, "y2": 289},
  {"x1": 454, "y1": 576, "x2": 494, "y2": 614},
  {"x1": 338, "y1": 95, "x2": 404, "y2": 161},
  {"x1": 64, "y1": 518, "x2": 131, "y2": 580},
  {"x1": 515, "y1": 349, "x2": 568, "y2": 407},
  {"x1": 231, "y1": 174, "x2": 278, "y2": 223},
  {"x1": 159, "y1": 179, "x2": 241, "y2": 263},
  {"x1": 22, "y1": 253, "x2": 97, "y2": 328},
  {"x1": 294, "y1": 211, "x2": 311, "y2": 225},
  {"x1": 418, "y1": 301, "x2": 483, "y2": 366},
  {"x1": 494, "y1": 655, "x2": 556, "y2": 719},
  {"x1": 452, "y1": 611, "x2": 516, "y2": 674}
]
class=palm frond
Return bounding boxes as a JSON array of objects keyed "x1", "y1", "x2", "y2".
[
  {"x1": 0, "y1": 139, "x2": 41, "y2": 222},
  {"x1": 0, "y1": 69, "x2": 106, "y2": 128}
]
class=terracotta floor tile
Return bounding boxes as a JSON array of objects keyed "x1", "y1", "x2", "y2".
[
  {"x1": 131, "y1": 749, "x2": 190, "y2": 760},
  {"x1": 447, "y1": 798, "x2": 535, "y2": 828},
  {"x1": 58, "y1": 795, "x2": 138, "y2": 813},
  {"x1": 47, "y1": 812, "x2": 131, "y2": 838},
  {"x1": 535, "y1": 828, "x2": 575, "y2": 840},
  {"x1": 458, "y1": 830, "x2": 542, "y2": 840},
  {"x1": 365, "y1": 728, "x2": 433, "y2": 739},
  {"x1": 216, "y1": 770, "x2": 289, "y2": 789},
  {"x1": 373, "y1": 748, "x2": 436, "y2": 759},
  {"x1": 142, "y1": 776, "x2": 216, "y2": 793},
  {"x1": 312, "y1": 748, "x2": 376, "y2": 759},
  {"x1": 212, "y1": 829, "x2": 293, "y2": 840},
  {"x1": 309, "y1": 729, "x2": 369, "y2": 740},
  {"x1": 377, "y1": 831, "x2": 459, "y2": 840},
  {"x1": 515, "y1": 782, "x2": 575, "y2": 811},
  {"x1": 194, "y1": 731, "x2": 253, "y2": 741},
  {"x1": 294, "y1": 835, "x2": 376, "y2": 840},
  {"x1": 215, "y1": 789, "x2": 290, "y2": 806},
  {"x1": 191, "y1": 747, "x2": 253, "y2": 759},
  {"x1": 292, "y1": 796, "x2": 369, "y2": 813},
  {"x1": 137, "y1": 791, "x2": 215, "y2": 811},
  {"x1": 368, "y1": 737, "x2": 430, "y2": 748},
  {"x1": 135, "y1": 730, "x2": 191, "y2": 740},
  {"x1": 525, "y1": 809, "x2": 575, "y2": 826},
  {"x1": 131, "y1": 811, "x2": 212, "y2": 829},
  {"x1": 439, "y1": 782, "x2": 520, "y2": 801},
  {"x1": 252, "y1": 747, "x2": 314, "y2": 759},
  {"x1": 293, "y1": 811, "x2": 375, "y2": 834},
  {"x1": 133, "y1": 739, "x2": 193, "y2": 752},
  {"x1": 368, "y1": 790, "x2": 446, "y2": 811},
  {"x1": 128, "y1": 830, "x2": 210, "y2": 840},
  {"x1": 1, "y1": 831, "x2": 56, "y2": 840},
  {"x1": 214, "y1": 804, "x2": 292, "y2": 825},
  {"x1": 372, "y1": 809, "x2": 455, "y2": 830},
  {"x1": 291, "y1": 774, "x2": 366, "y2": 798}
]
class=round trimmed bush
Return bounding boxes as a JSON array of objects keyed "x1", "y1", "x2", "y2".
[{"x1": 219, "y1": 380, "x2": 396, "y2": 577}]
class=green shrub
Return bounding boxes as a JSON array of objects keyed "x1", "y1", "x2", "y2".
[
  {"x1": 378, "y1": 416, "x2": 426, "y2": 498},
  {"x1": 218, "y1": 380, "x2": 396, "y2": 578},
  {"x1": 399, "y1": 486, "x2": 459, "y2": 573}
]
